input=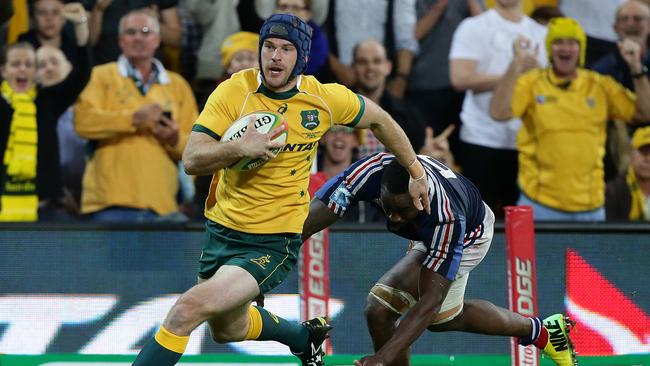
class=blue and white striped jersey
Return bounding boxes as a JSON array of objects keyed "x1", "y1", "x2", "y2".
[{"x1": 315, "y1": 153, "x2": 487, "y2": 280}]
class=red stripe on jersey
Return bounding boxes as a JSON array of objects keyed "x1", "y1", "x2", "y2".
[
  {"x1": 464, "y1": 224, "x2": 481, "y2": 244},
  {"x1": 430, "y1": 190, "x2": 455, "y2": 271},
  {"x1": 328, "y1": 201, "x2": 340, "y2": 215},
  {"x1": 431, "y1": 222, "x2": 453, "y2": 271},
  {"x1": 347, "y1": 153, "x2": 386, "y2": 186}
]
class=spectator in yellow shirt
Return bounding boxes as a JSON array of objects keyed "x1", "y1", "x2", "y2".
[
  {"x1": 74, "y1": 10, "x2": 197, "y2": 222},
  {"x1": 490, "y1": 17, "x2": 650, "y2": 221}
]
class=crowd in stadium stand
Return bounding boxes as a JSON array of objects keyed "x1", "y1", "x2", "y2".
[{"x1": 1, "y1": 0, "x2": 650, "y2": 223}]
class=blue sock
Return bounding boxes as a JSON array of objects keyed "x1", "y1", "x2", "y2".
[{"x1": 518, "y1": 317, "x2": 543, "y2": 346}]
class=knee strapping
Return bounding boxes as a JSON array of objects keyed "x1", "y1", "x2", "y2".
[
  {"x1": 369, "y1": 284, "x2": 417, "y2": 315},
  {"x1": 369, "y1": 284, "x2": 463, "y2": 325},
  {"x1": 430, "y1": 304, "x2": 463, "y2": 325}
]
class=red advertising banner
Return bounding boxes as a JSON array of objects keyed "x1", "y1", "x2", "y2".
[
  {"x1": 300, "y1": 173, "x2": 331, "y2": 351},
  {"x1": 566, "y1": 249, "x2": 650, "y2": 356},
  {"x1": 505, "y1": 206, "x2": 539, "y2": 366},
  {"x1": 300, "y1": 229, "x2": 330, "y2": 321}
]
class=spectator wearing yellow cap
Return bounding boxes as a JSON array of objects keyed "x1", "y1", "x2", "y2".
[
  {"x1": 606, "y1": 126, "x2": 650, "y2": 220},
  {"x1": 490, "y1": 17, "x2": 650, "y2": 221},
  {"x1": 221, "y1": 31, "x2": 259, "y2": 76},
  {"x1": 194, "y1": 32, "x2": 259, "y2": 118}
]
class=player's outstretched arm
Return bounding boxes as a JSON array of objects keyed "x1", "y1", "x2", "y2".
[
  {"x1": 358, "y1": 269, "x2": 450, "y2": 366},
  {"x1": 355, "y1": 97, "x2": 430, "y2": 214},
  {"x1": 301, "y1": 198, "x2": 339, "y2": 242}
]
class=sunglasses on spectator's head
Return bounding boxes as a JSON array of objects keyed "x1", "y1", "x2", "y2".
[{"x1": 122, "y1": 26, "x2": 152, "y2": 36}]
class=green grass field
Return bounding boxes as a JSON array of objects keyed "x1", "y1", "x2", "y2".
[{"x1": 1, "y1": 354, "x2": 649, "y2": 366}]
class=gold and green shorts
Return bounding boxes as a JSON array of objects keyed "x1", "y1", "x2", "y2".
[{"x1": 198, "y1": 220, "x2": 302, "y2": 294}]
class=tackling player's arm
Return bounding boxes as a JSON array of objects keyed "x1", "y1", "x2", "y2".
[
  {"x1": 182, "y1": 117, "x2": 285, "y2": 175},
  {"x1": 355, "y1": 96, "x2": 430, "y2": 213},
  {"x1": 301, "y1": 198, "x2": 339, "y2": 242},
  {"x1": 356, "y1": 269, "x2": 451, "y2": 366}
]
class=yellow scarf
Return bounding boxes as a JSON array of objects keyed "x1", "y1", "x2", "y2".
[
  {"x1": 626, "y1": 165, "x2": 647, "y2": 220},
  {"x1": 0, "y1": 80, "x2": 38, "y2": 221}
]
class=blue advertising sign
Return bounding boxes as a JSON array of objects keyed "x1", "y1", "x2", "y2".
[{"x1": 0, "y1": 228, "x2": 648, "y2": 356}]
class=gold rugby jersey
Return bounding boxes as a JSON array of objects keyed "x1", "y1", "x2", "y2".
[
  {"x1": 511, "y1": 68, "x2": 636, "y2": 211},
  {"x1": 193, "y1": 68, "x2": 364, "y2": 233}
]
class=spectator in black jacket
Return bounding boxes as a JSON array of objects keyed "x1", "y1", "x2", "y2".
[
  {"x1": 591, "y1": 0, "x2": 650, "y2": 181},
  {"x1": 0, "y1": 3, "x2": 91, "y2": 221},
  {"x1": 592, "y1": 1, "x2": 650, "y2": 94}
]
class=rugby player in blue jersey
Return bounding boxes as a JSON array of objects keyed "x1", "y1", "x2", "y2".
[{"x1": 302, "y1": 153, "x2": 578, "y2": 366}]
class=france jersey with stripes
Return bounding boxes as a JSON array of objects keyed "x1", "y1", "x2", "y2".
[{"x1": 315, "y1": 153, "x2": 487, "y2": 280}]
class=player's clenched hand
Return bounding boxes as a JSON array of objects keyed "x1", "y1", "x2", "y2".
[
  {"x1": 354, "y1": 355, "x2": 385, "y2": 366},
  {"x1": 239, "y1": 116, "x2": 286, "y2": 160}
]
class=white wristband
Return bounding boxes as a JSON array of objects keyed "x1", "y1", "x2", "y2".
[
  {"x1": 407, "y1": 157, "x2": 425, "y2": 180},
  {"x1": 412, "y1": 172, "x2": 426, "y2": 181}
]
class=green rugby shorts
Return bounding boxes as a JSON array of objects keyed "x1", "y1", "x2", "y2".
[{"x1": 198, "y1": 220, "x2": 302, "y2": 294}]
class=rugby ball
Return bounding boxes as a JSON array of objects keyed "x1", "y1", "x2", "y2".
[{"x1": 222, "y1": 110, "x2": 288, "y2": 171}]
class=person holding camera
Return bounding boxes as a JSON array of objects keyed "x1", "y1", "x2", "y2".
[{"x1": 74, "y1": 10, "x2": 197, "y2": 222}]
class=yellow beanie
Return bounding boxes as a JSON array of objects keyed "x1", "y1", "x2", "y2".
[
  {"x1": 546, "y1": 17, "x2": 587, "y2": 67},
  {"x1": 632, "y1": 126, "x2": 650, "y2": 149},
  {"x1": 221, "y1": 32, "x2": 259, "y2": 69}
]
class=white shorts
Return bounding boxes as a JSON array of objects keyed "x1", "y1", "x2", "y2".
[{"x1": 411, "y1": 203, "x2": 495, "y2": 324}]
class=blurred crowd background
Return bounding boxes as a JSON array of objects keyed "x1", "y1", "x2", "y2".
[{"x1": 2, "y1": 0, "x2": 650, "y2": 223}]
